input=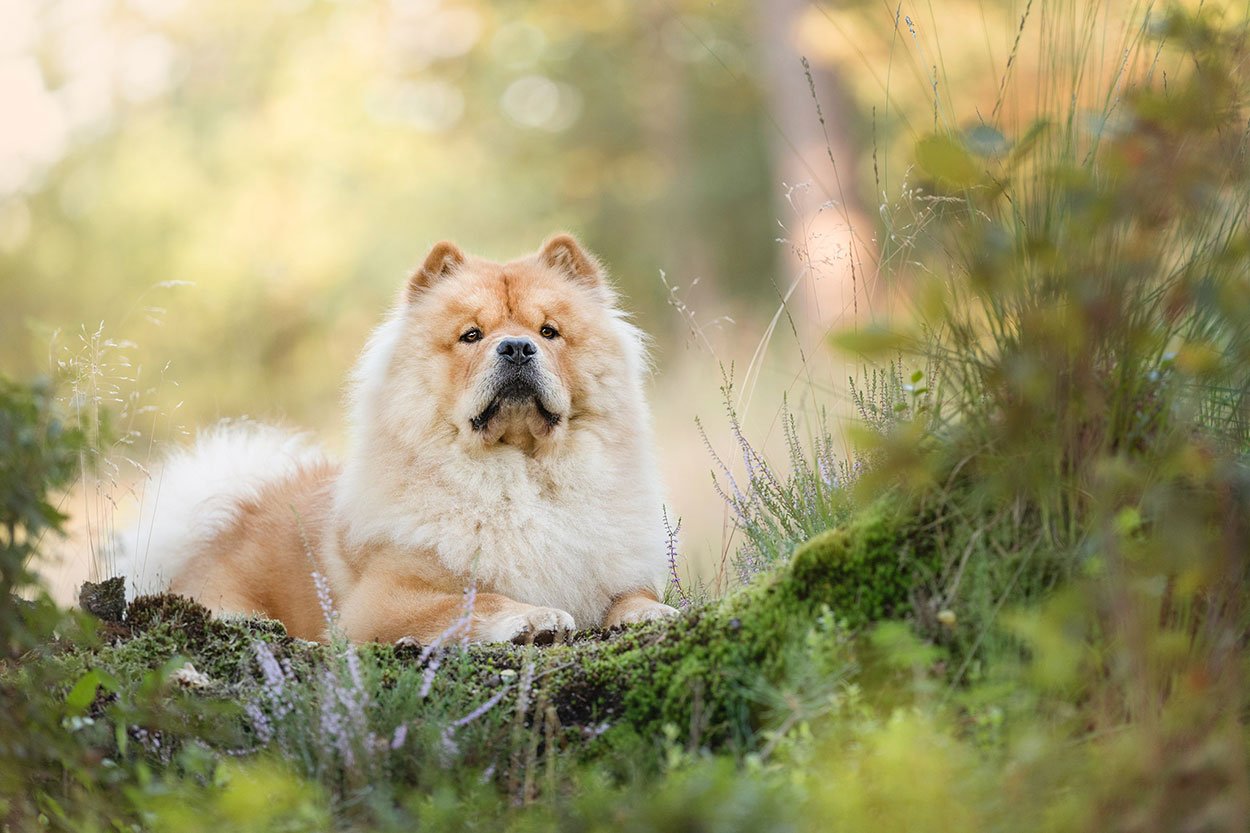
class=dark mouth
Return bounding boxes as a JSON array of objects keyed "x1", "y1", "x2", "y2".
[
  {"x1": 534, "y1": 398, "x2": 562, "y2": 427},
  {"x1": 470, "y1": 379, "x2": 562, "y2": 431}
]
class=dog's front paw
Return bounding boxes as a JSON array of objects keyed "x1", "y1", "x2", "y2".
[
  {"x1": 605, "y1": 600, "x2": 680, "y2": 628},
  {"x1": 489, "y1": 606, "x2": 576, "y2": 646}
]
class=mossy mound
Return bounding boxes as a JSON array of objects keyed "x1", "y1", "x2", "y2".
[
  {"x1": 63, "y1": 498, "x2": 939, "y2": 755},
  {"x1": 524, "y1": 499, "x2": 943, "y2": 745}
]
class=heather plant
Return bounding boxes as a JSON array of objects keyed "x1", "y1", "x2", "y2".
[
  {"x1": 237, "y1": 571, "x2": 388, "y2": 796},
  {"x1": 700, "y1": 360, "x2": 934, "y2": 585},
  {"x1": 660, "y1": 508, "x2": 691, "y2": 609},
  {"x1": 233, "y1": 567, "x2": 504, "y2": 813},
  {"x1": 847, "y1": 358, "x2": 931, "y2": 440},
  {"x1": 701, "y1": 382, "x2": 855, "y2": 583}
]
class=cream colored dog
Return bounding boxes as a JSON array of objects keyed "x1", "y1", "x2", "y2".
[{"x1": 121, "y1": 235, "x2": 677, "y2": 643}]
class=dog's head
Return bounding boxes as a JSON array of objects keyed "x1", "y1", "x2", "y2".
[{"x1": 368, "y1": 234, "x2": 646, "y2": 453}]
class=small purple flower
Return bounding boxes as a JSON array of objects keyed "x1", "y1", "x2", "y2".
[
  {"x1": 417, "y1": 583, "x2": 477, "y2": 698},
  {"x1": 439, "y1": 684, "x2": 513, "y2": 764},
  {"x1": 254, "y1": 643, "x2": 288, "y2": 700},
  {"x1": 311, "y1": 570, "x2": 338, "y2": 629},
  {"x1": 243, "y1": 641, "x2": 297, "y2": 747},
  {"x1": 246, "y1": 702, "x2": 273, "y2": 744},
  {"x1": 662, "y1": 508, "x2": 690, "y2": 608},
  {"x1": 581, "y1": 722, "x2": 611, "y2": 740},
  {"x1": 419, "y1": 653, "x2": 444, "y2": 699}
]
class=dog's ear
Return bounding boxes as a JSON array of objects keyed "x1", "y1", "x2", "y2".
[
  {"x1": 539, "y1": 234, "x2": 603, "y2": 287},
  {"x1": 407, "y1": 241, "x2": 465, "y2": 300}
]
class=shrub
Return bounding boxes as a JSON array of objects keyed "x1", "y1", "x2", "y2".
[
  {"x1": 896, "y1": 9, "x2": 1250, "y2": 529},
  {"x1": 701, "y1": 370, "x2": 899, "y2": 584},
  {"x1": 0, "y1": 375, "x2": 85, "y2": 656}
]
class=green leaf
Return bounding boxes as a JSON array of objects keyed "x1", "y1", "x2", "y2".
[
  {"x1": 829, "y1": 327, "x2": 911, "y2": 357},
  {"x1": 1007, "y1": 119, "x2": 1050, "y2": 169},
  {"x1": 869, "y1": 621, "x2": 941, "y2": 669},
  {"x1": 65, "y1": 671, "x2": 104, "y2": 716},
  {"x1": 915, "y1": 134, "x2": 981, "y2": 187},
  {"x1": 65, "y1": 669, "x2": 118, "y2": 716}
]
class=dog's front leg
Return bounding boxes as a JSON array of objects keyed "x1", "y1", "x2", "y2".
[
  {"x1": 602, "y1": 588, "x2": 679, "y2": 628},
  {"x1": 337, "y1": 573, "x2": 574, "y2": 645}
]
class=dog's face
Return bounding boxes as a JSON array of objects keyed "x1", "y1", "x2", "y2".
[{"x1": 385, "y1": 235, "x2": 642, "y2": 452}]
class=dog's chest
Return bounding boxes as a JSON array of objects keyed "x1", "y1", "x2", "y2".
[{"x1": 423, "y1": 452, "x2": 653, "y2": 625}]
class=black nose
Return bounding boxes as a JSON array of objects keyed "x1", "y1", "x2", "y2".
[{"x1": 497, "y1": 337, "x2": 538, "y2": 366}]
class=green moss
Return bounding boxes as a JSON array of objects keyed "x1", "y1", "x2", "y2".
[
  {"x1": 78, "y1": 576, "x2": 126, "y2": 624},
  {"x1": 56, "y1": 498, "x2": 937, "y2": 758},
  {"x1": 432, "y1": 497, "x2": 943, "y2": 749},
  {"x1": 0, "y1": 494, "x2": 951, "y2": 830},
  {"x1": 785, "y1": 501, "x2": 942, "y2": 627},
  {"x1": 63, "y1": 592, "x2": 313, "y2": 685}
]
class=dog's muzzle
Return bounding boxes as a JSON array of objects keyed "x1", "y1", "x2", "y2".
[{"x1": 470, "y1": 361, "x2": 562, "y2": 431}]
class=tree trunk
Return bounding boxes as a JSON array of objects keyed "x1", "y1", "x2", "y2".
[{"x1": 756, "y1": 0, "x2": 878, "y2": 328}]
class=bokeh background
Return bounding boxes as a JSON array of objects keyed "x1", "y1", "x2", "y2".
[{"x1": 0, "y1": 0, "x2": 1162, "y2": 594}]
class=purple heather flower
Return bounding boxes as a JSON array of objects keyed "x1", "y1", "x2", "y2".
[
  {"x1": 390, "y1": 723, "x2": 409, "y2": 751},
  {"x1": 439, "y1": 684, "x2": 513, "y2": 764},
  {"x1": 662, "y1": 508, "x2": 690, "y2": 608}
]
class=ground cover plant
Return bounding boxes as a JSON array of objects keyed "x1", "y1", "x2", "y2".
[{"x1": 3, "y1": 3, "x2": 1250, "y2": 831}]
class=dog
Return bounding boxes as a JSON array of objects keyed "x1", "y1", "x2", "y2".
[{"x1": 121, "y1": 234, "x2": 678, "y2": 643}]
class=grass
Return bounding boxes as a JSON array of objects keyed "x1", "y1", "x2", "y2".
[
  {"x1": 51, "y1": 310, "x2": 187, "y2": 587},
  {"x1": 3, "y1": 2, "x2": 1250, "y2": 831}
]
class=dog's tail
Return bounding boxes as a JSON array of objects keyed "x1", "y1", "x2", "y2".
[{"x1": 116, "y1": 420, "x2": 327, "y2": 598}]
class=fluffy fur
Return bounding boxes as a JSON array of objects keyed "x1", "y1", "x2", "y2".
[
  {"x1": 117, "y1": 235, "x2": 676, "y2": 643},
  {"x1": 119, "y1": 423, "x2": 328, "y2": 596}
]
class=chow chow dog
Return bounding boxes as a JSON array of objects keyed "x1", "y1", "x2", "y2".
[{"x1": 121, "y1": 234, "x2": 677, "y2": 644}]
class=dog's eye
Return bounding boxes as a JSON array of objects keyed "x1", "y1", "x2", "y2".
[
  {"x1": 539, "y1": 325, "x2": 559, "y2": 340},
  {"x1": 459, "y1": 328, "x2": 482, "y2": 343}
]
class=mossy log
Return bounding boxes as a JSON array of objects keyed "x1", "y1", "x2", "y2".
[{"x1": 66, "y1": 501, "x2": 939, "y2": 754}]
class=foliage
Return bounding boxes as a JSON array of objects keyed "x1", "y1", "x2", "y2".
[
  {"x1": 0, "y1": 469, "x2": 951, "y2": 830},
  {"x1": 896, "y1": 6, "x2": 1249, "y2": 510},
  {"x1": 830, "y1": 4, "x2": 1250, "y2": 665},
  {"x1": 0, "y1": 375, "x2": 85, "y2": 656},
  {"x1": 1, "y1": 500, "x2": 919, "y2": 829},
  {"x1": 45, "y1": 496, "x2": 924, "y2": 761},
  {"x1": 701, "y1": 378, "x2": 859, "y2": 583}
]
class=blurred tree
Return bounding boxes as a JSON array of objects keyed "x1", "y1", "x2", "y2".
[{"x1": 757, "y1": 0, "x2": 876, "y2": 328}]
